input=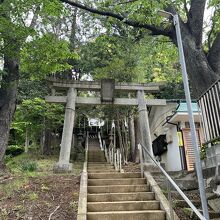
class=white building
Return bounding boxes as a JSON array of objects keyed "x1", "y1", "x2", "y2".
[{"x1": 149, "y1": 102, "x2": 204, "y2": 171}]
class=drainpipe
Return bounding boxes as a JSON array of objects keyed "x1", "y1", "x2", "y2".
[{"x1": 162, "y1": 101, "x2": 181, "y2": 129}]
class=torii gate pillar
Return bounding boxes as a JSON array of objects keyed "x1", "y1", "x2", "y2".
[
  {"x1": 137, "y1": 90, "x2": 153, "y2": 163},
  {"x1": 54, "y1": 88, "x2": 76, "y2": 173}
]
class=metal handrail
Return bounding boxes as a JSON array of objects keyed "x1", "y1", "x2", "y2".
[
  {"x1": 98, "y1": 132, "x2": 103, "y2": 151},
  {"x1": 84, "y1": 132, "x2": 89, "y2": 171},
  {"x1": 138, "y1": 143, "x2": 206, "y2": 220},
  {"x1": 103, "y1": 140, "x2": 110, "y2": 162}
]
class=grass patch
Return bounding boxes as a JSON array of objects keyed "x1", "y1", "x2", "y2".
[
  {"x1": 20, "y1": 160, "x2": 38, "y2": 172},
  {"x1": 37, "y1": 157, "x2": 57, "y2": 173},
  {"x1": 0, "y1": 176, "x2": 29, "y2": 198},
  {"x1": 72, "y1": 162, "x2": 84, "y2": 176},
  {"x1": 70, "y1": 201, "x2": 78, "y2": 211},
  {"x1": 28, "y1": 192, "x2": 38, "y2": 201},
  {"x1": 6, "y1": 154, "x2": 35, "y2": 173},
  {"x1": 6, "y1": 153, "x2": 57, "y2": 175}
]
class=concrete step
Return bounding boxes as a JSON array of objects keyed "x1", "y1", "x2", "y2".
[
  {"x1": 88, "y1": 170, "x2": 117, "y2": 173},
  {"x1": 88, "y1": 159, "x2": 106, "y2": 162},
  {"x1": 88, "y1": 172, "x2": 141, "y2": 179},
  {"x1": 88, "y1": 165, "x2": 114, "y2": 168},
  {"x1": 88, "y1": 163, "x2": 112, "y2": 165},
  {"x1": 88, "y1": 185, "x2": 150, "y2": 193},
  {"x1": 87, "y1": 192, "x2": 155, "y2": 202},
  {"x1": 88, "y1": 155, "x2": 105, "y2": 158},
  {"x1": 88, "y1": 168, "x2": 115, "y2": 172},
  {"x1": 88, "y1": 163, "x2": 113, "y2": 166},
  {"x1": 87, "y1": 210, "x2": 166, "y2": 220},
  {"x1": 88, "y1": 157, "x2": 106, "y2": 159},
  {"x1": 88, "y1": 178, "x2": 146, "y2": 186},
  {"x1": 88, "y1": 153, "x2": 104, "y2": 155},
  {"x1": 88, "y1": 154, "x2": 105, "y2": 157},
  {"x1": 88, "y1": 165, "x2": 114, "y2": 170},
  {"x1": 87, "y1": 200, "x2": 160, "y2": 212},
  {"x1": 88, "y1": 156, "x2": 106, "y2": 159}
]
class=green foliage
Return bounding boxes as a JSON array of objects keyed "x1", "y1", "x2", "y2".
[
  {"x1": 20, "y1": 160, "x2": 38, "y2": 172},
  {"x1": 11, "y1": 98, "x2": 64, "y2": 147},
  {"x1": 18, "y1": 77, "x2": 48, "y2": 101},
  {"x1": 28, "y1": 192, "x2": 38, "y2": 201},
  {"x1": 79, "y1": 32, "x2": 182, "y2": 92},
  {"x1": 200, "y1": 144, "x2": 207, "y2": 160},
  {"x1": 5, "y1": 145, "x2": 24, "y2": 157},
  {"x1": 21, "y1": 34, "x2": 79, "y2": 79},
  {"x1": 6, "y1": 153, "x2": 37, "y2": 173},
  {"x1": 0, "y1": 176, "x2": 29, "y2": 198},
  {"x1": 0, "y1": 0, "x2": 76, "y2": 76}
]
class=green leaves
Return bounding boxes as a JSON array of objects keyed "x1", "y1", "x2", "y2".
[
  {"x1": 11, "y1": 98, "x2": 64, "y2": 146},
  {"x1": 20, "y1": 34, "x2": 79, "y2": 79},
  {"x1": 40, "y1": 0, "x2": 64, "y2": 17}
]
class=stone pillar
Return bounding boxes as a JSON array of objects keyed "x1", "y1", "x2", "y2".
[
  {"x1": 137, "y1": 90, "x2": 153, "y2": 163},
  {"x1": 54, "y1": 88, "x2": 77, "y2": 173}
]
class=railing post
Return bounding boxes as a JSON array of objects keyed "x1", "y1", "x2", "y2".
[
  {"x1": 109, "y1": 148, "x2": 111, "y2": 164},
  {"x1": 98, "y1": 132, "x2": 103, "y2": 151},
  {"x1": 138, "y1": 144, "x2": 144, "y2": 178},
  {"x1": 114, "y1": 152, "x2": 117, "y2": 170},
  {"x1": 119, "y1": 152, "x2": 122, "y2": 172},
  {"x1": 111, "y1": 148, "x2": 114, "y2": 165},
  {"x1": 103, "y1": 140, "x2": 109, "y2": 162},
  {"x1": 167, "y1": 179, "x2": 174, "y2": 220},
  {"x1": 117, "y1": 149, "x2": 119, "y2": 171}
]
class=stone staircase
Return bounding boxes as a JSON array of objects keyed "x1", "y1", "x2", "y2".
[{"x1": 86, "y1": 138, "x2": 166, "y2": 220}]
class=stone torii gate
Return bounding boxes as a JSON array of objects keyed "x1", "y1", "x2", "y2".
[{"x1": 45, "y1": 78, "x2": 166, "y2": 172}]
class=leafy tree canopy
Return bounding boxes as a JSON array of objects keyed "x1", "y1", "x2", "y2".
[
  {"x1": 11, "y1": 98, "x2": 64, "y2": 146},
  {"x1": 21, "y1": 34, "x2": 79, "y2": 79}
]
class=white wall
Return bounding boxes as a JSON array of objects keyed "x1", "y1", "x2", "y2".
[
  {"x1": 149, "y1": 104, "x2": 177, "y2": 138},
  {"x1": 149, "y1": 104, "x2": 182, "y2": 171},
  {"x1": 161, "y1": 126, "x2": 182, "y2": 171}
]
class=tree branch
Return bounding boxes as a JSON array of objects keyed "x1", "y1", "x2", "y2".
[
  {"x1": 207, "y1": 13, "x2": 216, "y2": 50},
  {"x1": 183, "y1": 0, "x2": 189, "y2": 18},
  {"x1": 110, "y1": 0, "x2": 138, "y2": 6},
  {"x1": 60, "y1": 0, "x2": 172, "y2": 37},
  {"x1": 187, "y1": 0, "x2": 206, "y2": 46},
  {"x1": 29, "y1": 5, "x2": 40, "y2": 28},
  {"x1": 207, "y1": 33, "x2": 220, "y2": 73}
]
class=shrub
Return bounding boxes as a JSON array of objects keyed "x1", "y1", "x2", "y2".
[
  {"x1": 200, "y1": 144, "x2": 207, "y2": 160},
  {"x1": 20, "y1": 160, "x2": 38, "y2": 172},
  {"x1": 6, "y1": 145, "x2": 24, "y2": 157}
]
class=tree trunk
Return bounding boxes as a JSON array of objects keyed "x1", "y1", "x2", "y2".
[
  {"x1": 171, "y1": 23, "x2": 219, "y2": 98},
  {"x1": 128, "y1": 115, "x2": 136, "y2": 162},
  {"x1": 0, "y1": 57, "x2": 19, "y2": 168},
  {"x1": 134, "y1": 117, "x2": 141, "y2": 163},
  {"x1": 122, "y1": 118, "x2": 129, "y2": 163},
  {"x1": 116, "y1": 112, "x2": 125, "y2": 164},
  {"x1": 43, "y1": 129, "x2": 52, "y2": 155},
  {"x1": 25, "y1": 127, "x2": 30, "y2": 153},
  {"x1": 40, "y1": 126, "x2": 46, "y2": 155}
]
